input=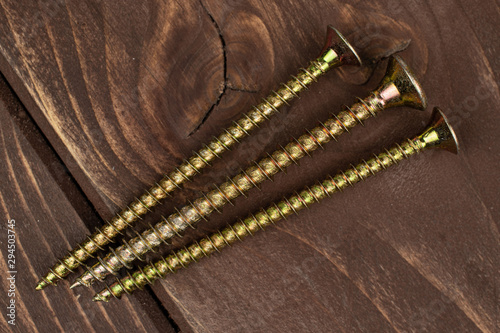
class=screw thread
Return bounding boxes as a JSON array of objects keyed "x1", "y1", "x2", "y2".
[
  {"x1": 75, "y1": 91, "x2": 391, "y2": 287},
  {"x1": 94, "y1": 138, "x2": 424, "y2": 301},
  {"x1": 36, "y1": 57, "x2": 342, "y2": 289},
  {"x1": 35, "y1": 56, "x2": 344, "y2": 289}
]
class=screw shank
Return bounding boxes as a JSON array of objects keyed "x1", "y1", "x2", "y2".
[
  {"x1": 77, "y1": 55, "x2": 428, "y2": 288},
  {"x1": 36, "y1": 38, "x2": 356, "y2": 290},
  {"x1": 77, "y1": 90, "x2": 392, "y2": 287},
  {"x1": 95, "y1": 136, "x2": 427, "y2": 301}
]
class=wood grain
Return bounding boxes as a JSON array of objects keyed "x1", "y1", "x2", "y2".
[
  {"x1": 0, "y1": 0, "x2": 225, "y2": 216},
  {"x1": 0, "y1": 0, "x2": 498, "y2": 332},
  {"x1": 0, "y1": 75, "x2": 175, "y2": 332}
]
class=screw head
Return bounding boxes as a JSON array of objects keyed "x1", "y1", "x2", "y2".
[
  {"x1": 418, "y1": 107, "x2": 460, "y2": 154},
  {"x1": 375, "y1": 55, "x2": 428, "y2": 111},
  {"x1": 320, "y1": 26, "x2": 362, "y2": 67}
]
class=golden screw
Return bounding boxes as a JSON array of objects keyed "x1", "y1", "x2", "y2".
[
  {"x1": 71, "y1": 55, "x2": 427, "y2": 288},
  {"x1": 93, "y1": 108, "x2": 459, "y2": 301},
  {"x1": 35, "y1": 26, "x2": 361, "y2": 290}
]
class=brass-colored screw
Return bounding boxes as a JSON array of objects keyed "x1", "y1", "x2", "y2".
[
  {"x1": 93, "y1": 108, "x2": 459, "y2": 302},
  {"x1": 72, "y1": 55, "x2": 427, "y2": 288},
  {"x1": 35, "y1": 26, "x2": 361, "y2": 290}
]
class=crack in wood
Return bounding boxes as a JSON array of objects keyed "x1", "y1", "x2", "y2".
[{"x1": 189, "y1": 0, "x2": 228, "y2": 137}]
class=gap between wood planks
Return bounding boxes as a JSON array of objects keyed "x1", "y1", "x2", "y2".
[{"x1": 0, "y1": 72, "x2": 180, "y2": 333}]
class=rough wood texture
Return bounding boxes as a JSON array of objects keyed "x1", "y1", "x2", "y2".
[
  {"x1": 0, "y1": 0, "x2": 498, "y2": 332},
  {"x1": 0, "y1": 75, "x2": 175, "y2": 332}
]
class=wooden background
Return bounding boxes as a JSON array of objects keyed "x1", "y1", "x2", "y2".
[{"x1": 0, "y1": 0, "x2": 498, "y2": 332}]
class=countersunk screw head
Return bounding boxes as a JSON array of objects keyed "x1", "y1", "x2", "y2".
[
  {"x1": 416, "y1": 107, "x2": 459, "y2": 154},
  {"x1": 320, "y1": 25, "x2": 362, "y2": 67},
  {"x1": 375, "y1": 55, "x2": 427, "y2": 111}
]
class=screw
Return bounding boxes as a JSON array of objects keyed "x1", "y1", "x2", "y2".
[
  {"x1": 35, "y1": 26, "x2": 361, "y2": 290},
  {"x1": 72, "y1": 55, "x2": 427, "y2": 288},
  {"x1": 93, "y1": 108, "x2": 459, "y2": 301}
]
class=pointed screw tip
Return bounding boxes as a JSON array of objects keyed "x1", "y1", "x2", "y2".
[
  {"x1": 70, "y1": 280, "x2": 82, "y2": 289},
  {"x1": 92, "y1": 294, "x2": 106, "y2": 302},
  {"x1": 35, "y1": 279, "x2": 49, "y2": 290}
]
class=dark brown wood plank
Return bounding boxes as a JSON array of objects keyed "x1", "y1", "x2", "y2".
[
  {"x1": 0, "y1": 0, "x2": 224, "y2": 216},
  {"x1": 0, "y1": 0, "x2": 498, "y2": 332},
  {"x1": 149, "y1": 0, "x2": 500, "y2": 331},
  {"x1": 0, "y1": 75, "x2": 174, "y2": 332}
]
